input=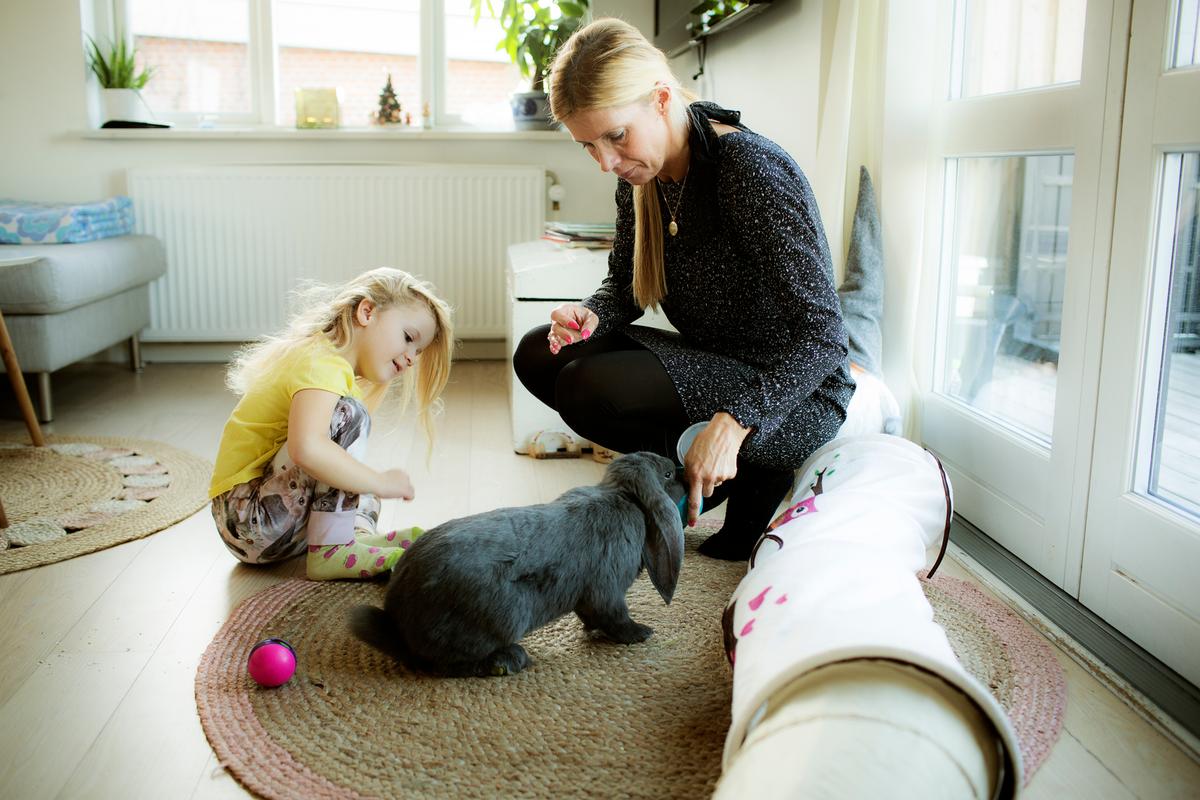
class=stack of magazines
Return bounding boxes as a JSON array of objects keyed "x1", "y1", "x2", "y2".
[{"x1": 542, "y1": 222, "x2": 616, "y2": 249}]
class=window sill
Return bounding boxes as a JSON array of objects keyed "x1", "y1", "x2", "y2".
[{"x1": 79, "y1": 126, "x2": 573, "y2": 142}]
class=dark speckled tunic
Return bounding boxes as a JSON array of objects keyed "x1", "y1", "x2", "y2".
[{"x1": 581, "y1": 103, "x2": 855, "y2": 471}]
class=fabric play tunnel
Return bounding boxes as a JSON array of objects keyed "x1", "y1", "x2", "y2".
[{"x1": 715, "y1": 434, "x2": 1022, "y2": 799}]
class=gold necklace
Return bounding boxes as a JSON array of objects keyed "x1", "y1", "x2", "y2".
[{"x1": 657, "y1": 172, "x2": 688, "y2": 236}]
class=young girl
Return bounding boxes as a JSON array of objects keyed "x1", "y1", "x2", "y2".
[{"x1": 209, "y1": 267, "x2": 453, "y2": 580}]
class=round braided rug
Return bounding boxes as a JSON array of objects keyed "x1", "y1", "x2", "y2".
[
  {"x1": 0, "y1": 435, "x2": 211, "y2": 574},
  {"x1": 922, "y1": 569, "x2": 1068, "y2": 783},
  {"x1": 196, "y1": 526, "x2": 1065, "y2": 799}
]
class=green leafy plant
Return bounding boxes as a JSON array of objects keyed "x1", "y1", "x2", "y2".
[
  {"x1": 688, "y1": 0, "x2": 748, "y2": 35},
  {"x1": 85, "y1": 33, "x2": 154, "y2": 90},
  {"x1": 469, "y1": 0, "x2": 590, "y2": 93}
]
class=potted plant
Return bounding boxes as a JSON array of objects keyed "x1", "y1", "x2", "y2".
[
  {"x1": 85, "y1": 32, "x2": 157, "y2": 126},
  {"x1": 470, "y1": 0, "x2": 589, "y2": 129}
]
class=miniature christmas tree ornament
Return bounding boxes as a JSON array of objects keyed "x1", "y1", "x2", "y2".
[{"x1": 371, "y1": 73, "x2": 404, "y2": 125}]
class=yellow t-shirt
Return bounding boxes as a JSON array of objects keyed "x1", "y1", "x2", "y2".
[{"x1": 209, "y1": 336, "x2": 364, "y2": 498}]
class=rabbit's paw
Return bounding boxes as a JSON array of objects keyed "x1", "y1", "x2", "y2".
[
  {"x1": 598, "y1": 620, "x2": 653, "y2": 644},
  {"x1": 483, "y1": 643, "x2": 531, "y2": 677}
]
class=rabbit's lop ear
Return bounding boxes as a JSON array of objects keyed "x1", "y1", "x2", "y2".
[{"x1": 608, "y1": 453, "x2": 684, "y2": 604}]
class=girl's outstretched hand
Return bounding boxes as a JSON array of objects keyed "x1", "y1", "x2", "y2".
[
  {"x1": 547, "y1": 303, "x2": 599, "y2": 355},
  {"x1": 375, "y1": 468, "x2": 415, "y2": 501}
]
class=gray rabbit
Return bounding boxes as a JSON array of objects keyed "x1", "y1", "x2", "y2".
[{"x1": 349, "y1": 451, "x2": 686, "y2": 677}]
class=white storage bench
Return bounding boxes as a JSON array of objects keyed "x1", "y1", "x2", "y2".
[{"x1": 506, "y1": 240, "x2": 674, "y2": 454}]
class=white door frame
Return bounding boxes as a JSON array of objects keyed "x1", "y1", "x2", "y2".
[{"x1": 1081, "y1": 0, "x2": 1200, "y2": 686}]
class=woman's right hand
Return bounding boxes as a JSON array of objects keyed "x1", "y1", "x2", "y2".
[
  {"x1": 548, "y1": 304, "x2": 600, "y2": 355},
  {"x1": 683, "y1": 413, "x2": 751, "y2": 526},
  {"x1": 375, "y1": 468, "x2": 415, "y2": 501}
]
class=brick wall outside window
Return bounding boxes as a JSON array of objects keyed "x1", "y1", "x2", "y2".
[
  {"x1": 136, "y1": 35, "x2": 521, "y2": 126},
  {"x1": 137, "y1": 37, "x2": 252, "y2": 115}
]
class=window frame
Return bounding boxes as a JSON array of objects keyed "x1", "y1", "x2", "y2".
[{"x1": 104, "y1": 0, "x2": 520, "y2": 129}]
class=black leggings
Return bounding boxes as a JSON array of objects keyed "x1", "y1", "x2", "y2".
[
  {"x1": 512, "y1": 325, "x2": 690, "y2": 460},
  {"x1": 512, "y1": 325, "x2": 795, "y2": 552}
]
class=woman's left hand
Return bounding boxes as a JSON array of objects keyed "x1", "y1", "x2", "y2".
[
  {"x1": 548, "y1": 303, "x2": 599, "y2": 355},
  {"x1": 684, "y1": 412, "x2": 751, "y2": 527}
]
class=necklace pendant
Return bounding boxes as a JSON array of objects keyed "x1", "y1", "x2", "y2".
[{"x1": 668, "y1": 220, "x2": 679, "y2": 236}]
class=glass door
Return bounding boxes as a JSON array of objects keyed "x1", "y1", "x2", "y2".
[
  {"x1": 1081, "y1": 0, "x2": 1200, "y2": 685},
  {"x1": 917, "y1": 0, "x2": 1125, "y2": 587}
]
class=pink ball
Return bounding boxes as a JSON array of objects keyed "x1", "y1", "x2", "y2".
[{"x1": 247, "y1": 638, "x2": 297, "y2": 687}]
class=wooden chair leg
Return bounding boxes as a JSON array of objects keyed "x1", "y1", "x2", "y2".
[{"x1": 0, "y1": 309, "x2": 46, "y2": 447}]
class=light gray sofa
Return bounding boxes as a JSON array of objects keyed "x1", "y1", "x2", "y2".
[{"x1": 0, "y1": 234, "x2": 166, "y2": 421}]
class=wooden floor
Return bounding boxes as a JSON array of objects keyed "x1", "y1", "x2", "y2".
[{"x1": 0, "y1": 360, "x2": 1197, "y2": 798}]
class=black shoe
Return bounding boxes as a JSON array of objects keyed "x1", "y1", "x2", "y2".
[{"x1": 698, "y1": 467, "x2": 793, "y2": 561}]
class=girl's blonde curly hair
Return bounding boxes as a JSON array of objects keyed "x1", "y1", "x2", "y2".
[{"x1": 226, "y1": 267, "x2": 454, "y2": 447}]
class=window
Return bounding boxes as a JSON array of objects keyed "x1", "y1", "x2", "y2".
[
  {"x1": 939, "y1": 154, "x2": 1072, "y2": 442},
  {"x1": 950, "y1": 0, "x2": 1087, "y2": 98},
  {"x1": 1148, "y1": 152, "x2": 1200, "y2": 516},
  {"x1": 1169, "y1": 0, "x2": 1200, "y2": 69},
  {"x1": 443, "y1": 0, "x2": 522, "y2": 128},
  {"x1": 273, "y1": 0, "x2": 420, "y2": 127},
  {"x1": 130, "y1": 0, "x2": 254, "y2": 117},
  {"x1": 120, "y1": 0, "x2": 531, "y2": 128}
]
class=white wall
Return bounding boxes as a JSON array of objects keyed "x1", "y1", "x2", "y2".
[{"x1": 673, "y1": 0, "x2": 825, "y2": 176}]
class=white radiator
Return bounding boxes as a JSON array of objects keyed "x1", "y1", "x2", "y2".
[{"x1": 129, "y1": 164, "x2": 545, "y2": 340}]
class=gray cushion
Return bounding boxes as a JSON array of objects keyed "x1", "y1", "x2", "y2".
[
  {"x1": 3, "y1": 284, "x2": 151, "y2": 372},
  {"x1": 0, "y1": 234, "x2": 166, "y2": 313},
  {"x1": 838, "y1": 167, "x2": 884, "y2": 376}
]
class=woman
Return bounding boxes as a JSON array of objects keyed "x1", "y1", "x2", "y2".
[{"x1": 513, "y1": 18, "x2": 854, "y2": 561}]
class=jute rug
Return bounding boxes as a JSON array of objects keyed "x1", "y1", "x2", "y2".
[
  {"x1": 0, "y1": 435, "x2": 211, "y2": 574},
  {"x1": 196, "y1": 525, "x2": 1066, "y2": 799}
]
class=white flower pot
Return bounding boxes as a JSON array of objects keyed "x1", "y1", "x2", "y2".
[
  {"x1": 510, "y1": 91, "x2": 554, "y2": 130},
  {"x1": 100, "y1": 88, "x2": 155, "y2": 125}
]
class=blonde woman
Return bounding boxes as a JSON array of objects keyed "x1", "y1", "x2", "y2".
[
  {"x1": 210, "y1": 268, "x2": 453, "y2": 580},
  {"x1": 513, "y1": 18, "x2": 854, "y2": 561}
]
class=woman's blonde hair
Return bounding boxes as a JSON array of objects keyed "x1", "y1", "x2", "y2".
[
  {"x1": 549, "y1": 17, "x2": 698, "y2": 310},
  {"x1": 226, "y1": 267, "x2": 454, "y2": 446}
]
